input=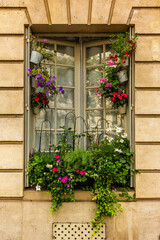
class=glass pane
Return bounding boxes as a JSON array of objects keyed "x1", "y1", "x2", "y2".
[
  {"x1": 106, "y1": 111, "x2": 119, "y2": 127},
  {"x1": 35, "y1": 131, "x2": 54, "y2": 152},
  {"x1": 57, "y1": 133, "x2": 74, "y2": 150},
  {"x1": 57, "y1": 89, "x2": 74, "y2": 108},
  {"x1": 86, "y1": 46, "x2": 103, "y2": 66},
  {"x1": 57, "y1": 66, "x2": 74, "y2": 86},
  {"x1": 106, "y1": 98, "x2": 113, "y2": 109},
  {"x1": 87, "y1": 89, "x2": 103, "y2": 108},
  {"x1": 57, "y1": 45, "x2": 74, "y2": 65},
  {"x1": 57, "y1": 110, "x2": 75, "y2": 129},
  {"x1": 48, "y1": 95, "x2": 55, "y2": 108},
  {"x1": 41, "y1": 43, "x2": 55, "y2": 64},
  {"x1": 86, "y1": 68, "x2": 103, "y2": 87},
  {"x1": 86, "y1": 110, "x2": 103, "y2": 129},
  {"x1": 36, "y1": 109, "x2": 55, "y2": 130},
  {"x1": 105, "y1": 44, "x2": 115, "y2": 61}
]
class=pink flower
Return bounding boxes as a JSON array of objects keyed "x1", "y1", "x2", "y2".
[
  {"x1": 80, "y1": 170, "x2": 86, "y2": 175},
  {"x1": 61, "y1": 176, "x2": 68, "y2": 184},
  {"x1": 56, "y1": 155, "x2": 60, "y2": 159},
  {"x1": 43, "y1": 39, "x2": 47, "y2": 42},
  {"x1": 75, "y1": 169, "x2": 79, "y2": 173},
  {"x1": 99, "y1": 78, "x2": 106, "y2": 83},
  {"x1": 106, "y1": 82, "x2": 112, "y2": 88},
  {"x1": 107, "y1": 60, "x2": 114, "y2": 66},
  {"x1": 53, "y1": 168, "x2": 59, "y2": 172}
]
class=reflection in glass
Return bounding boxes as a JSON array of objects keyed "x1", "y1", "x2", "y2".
[
  {"x1": 57, "y1": 45, "x2": 74, "y2": 65},
  {"x1": 106, "y1": 98, "x2": 113, "y2": 109},
  {"x1": 86, "y1": 110, "x2": 103, "y2": 129},
  {"x1": 87, "y1": 89, "x2": 103, "y2": 108},
  {"x1": 57, "y1": 110, "x2": 75, "y2": 129},
  {"x1": 105, "y1": 44, "x2": 115, "y2": 61},
  {"x1": 86, "y1": 68, "x2": 103, "y2": 87},
  {"x1": 57, "y1": 89, "x2": 74, "y2": 108},
  {"x1": 86, "y1": 46, "x2": 103, "y2": 66},
  {"x1": 35, "y1": 131, "x2": 54, "y2": 152},
  {"x1": 106, "y1": 111, "x2": 120, "y2": 127},
  {"x1": 41, "y1": 65, "x2": 55, "y2": 78},
  {"x1": 57, "y1": 66, "x2": 74, "y2": 86},
  {"x1": 36, "y1": 109, "x2": 55, "y2": 130}
]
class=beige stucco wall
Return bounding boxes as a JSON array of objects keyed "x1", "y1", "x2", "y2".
[{"x1": 0, "y1": 1, "x2": 160, "y2": 240}]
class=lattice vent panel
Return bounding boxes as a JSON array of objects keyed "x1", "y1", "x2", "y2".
[{"x1": 53, "y1": 222, "x2": 106, "y2": 240}]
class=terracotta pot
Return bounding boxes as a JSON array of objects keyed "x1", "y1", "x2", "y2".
[
  {"x1": 118, "y1": 104, "x2": 127, "y2": 114},
  {"x1": 117, "y1": 70, "x2": 128, "y2": 83},
  {"x1": 33, "y1": 107, "x2": 40, "y2": 115},
  {"x1": 30, "y1": 50, "x2": 43, "y2": 65}
]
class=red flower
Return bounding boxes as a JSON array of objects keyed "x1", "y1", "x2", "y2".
[
  {"x1": 35, "y1": 97, "x2": 39, "y2": 102},
  {"x1": 123, "y1": 94, "x2": 128, "y2": 98},
  {"x1": 37, "y1": 93, "x2": 39, "y2": 96},
  {"x1": 110, "y1": 56, "x2": 113, "y2": 59},
  {"x1": 128, "y1": 40, "x2": 132, "y2": 44},
  {"x1": 128, "y1": 53, "x2": 131, "y2": 58},
  {"x1": 124, "y1": 52, "x2": 129, "y2": 56},
  {"x1": 115, "y1": 54, "x2": 118, "y2": 58},
  {"x1": 123, "y1": 60, "x2": 126, "y2": 63},
  {"x1": 75, "y1": 169, "x2": 79, "y2": 173},
  {"x1": 80, "y1": 170, "x2": 86, "y2": 175},
  {"x1": 111, "y1": 97, "x2": 115, "y2": 101},
  {"x1": 118, "y1": 95, "x2": 123, "y2": 100},
  {"x1": 42, "y1": 100, "x2": 45, "y2": 104},
  {"x1": 46, "y1": 101, "x2": 49, "y2": 104},
  {"x1": 132, "y1": 43, "x2": 135, "y2": 47},
  {"x1": 131, "y1": 48, "x2": 134, "y2": 52}
]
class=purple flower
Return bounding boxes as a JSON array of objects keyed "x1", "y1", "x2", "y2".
[
  {"x1": 57, "y1": 159, "x2": 60, "y2": 163},
  {"x1": 37, "y1": 73, "x2": 42, "y2": 78},
  {"x1": 35, "y1": 67, "x2": 38, "y2": 70},
  {"x1": 59, "y1": 86, "x2": 63, "y2": 91},
  {"x1": 67, "y1": 184, "x2": 70, "y2": 188},
  {"x1": 27, "y1": 73, "x2": 30, "y2": 77},
  {"x1": 61, "y1": 90, "x2": 65, "y2": 94},
  {"x1": 58, "y1": 176, "x2": 61, "y2": 180},
  {"x1": 49, "y1": 76, "x2": 51, "y2": 79},
  {"x1": 46, "y1": 91, "x2": 49, "y2": 95},
  {"x1": 46, "y1": 80, "x2": 52, "y2": 86},
  {"x1": 52, "y1": 86, "x2": 56, "y2": 91},
  {"x1": 53, "y1": 81, "x2": 55, "y2": 84},
  {"x1": 53, "y1": 76, "x2": 56, "y2": 80},
  {"x1": 68, "y1": 177, "x2": 71, "y2": 181},
  {"x1": 28, "y1": 68, "x2": 32, "y2": 72}
]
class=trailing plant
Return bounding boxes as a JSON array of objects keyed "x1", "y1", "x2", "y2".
[
  {"x1": 30, "y1": 33, "x2": 55, "y2": 61},
  {"x1": 28, "y1": 126, "x2": 139, "y2": 237}
]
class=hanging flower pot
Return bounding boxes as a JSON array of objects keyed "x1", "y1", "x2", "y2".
[
  {"x1": 117, "y1": 70, "x2": 128, "y2": 83},
  {"x1": 30, "y1": 50, "x2": 43, "y2": 65},
  {"x1": 33, "y1": 107, "x2": 40, "y2": 115},
  {"x1": 118, "y1": 104, "x2": 127, "y2": 114}
]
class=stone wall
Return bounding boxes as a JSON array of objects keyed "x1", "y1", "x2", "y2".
[{"x1": 0, "y1": 1, "x2": 160, "y2": 239}]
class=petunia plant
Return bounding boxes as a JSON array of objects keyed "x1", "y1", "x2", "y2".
[{"x1": 28, "y1": 66, "x2": 64, "y2": 96}]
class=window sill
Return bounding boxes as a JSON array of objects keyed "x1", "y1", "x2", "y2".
[{"x1": 23, "y1": 189, "x2": 135, "y2": 202}]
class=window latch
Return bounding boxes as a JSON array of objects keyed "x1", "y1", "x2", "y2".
[
  {"x1": 25, "y1": 104, "x2": 29, "y2": 111},
  {"x1": 130, "y1": 105, "x2": 134, "y2": 111}
]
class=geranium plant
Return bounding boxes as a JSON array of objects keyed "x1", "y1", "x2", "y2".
[
  {"x1": 110, "y1": 91, "x2": 128, "y2": 108},
  {"x1": 28, "y1": 126, "x2": 139, "y2": 237},
  {"x1": 31, "y1": 92, "x2": 49, "y2": 110}
]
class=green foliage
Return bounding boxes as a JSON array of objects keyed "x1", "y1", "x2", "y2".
[
  {"x1": 28, "y1": 128, "x2": 140, "y2": 237},
  {"x1": 64, "y1": 148, "x2": 94, "y2": 173}
]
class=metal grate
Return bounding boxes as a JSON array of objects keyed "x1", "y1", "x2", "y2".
[{"x1": 53, "y1": 222, "x2": 106, "y2": 240}]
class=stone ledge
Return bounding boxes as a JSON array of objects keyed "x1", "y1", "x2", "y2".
[{"x1": 23, "y1": 189, "x2": 135, "y2": 202}]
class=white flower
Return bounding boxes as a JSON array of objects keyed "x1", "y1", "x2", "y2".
[
  {"x1": 116, "y1": 127, "x2": 122, "y2": 133},
  {"x1": 35, "y1": 185, "x2": 41, "y2": 191},
  {"x1": 122, "y1": 133, "x2": 127, "y2": 138},
  {"x1": 114, "y1": 148, "x2": 122, "y2": 153},
  {"x1": 105, "y1": 127, "x2": 112, "y2": 132},
  {"x1": 120, "y1": 139, "x2": 124, "y2": 143},
  {"x1": 46, "y1": 164, "x2": 53, "y2": 169},
  {"x1": 107, "y1": 136, "x2": 113, "y2": 142}
]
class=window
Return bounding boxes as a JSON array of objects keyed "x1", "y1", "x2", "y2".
[{"x1": 25, "y1": 32, "x2": 134, "y2": 186}]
